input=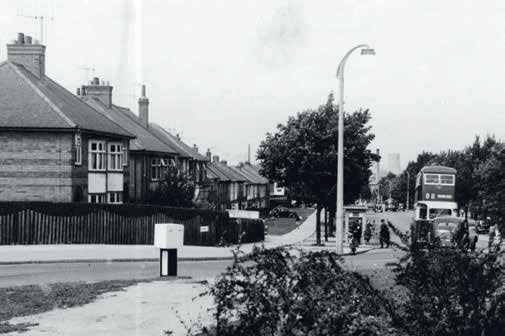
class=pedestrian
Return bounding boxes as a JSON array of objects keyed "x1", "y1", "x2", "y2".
[
  {"x1": 489, "y1": 223, "x2": 496, "y2": 249},
  {"x1": 379, "y1": 219, "x2": 390, "y2": 248},
  {"x1": 357, "y1": 222, "x2": 363, "y2": 244},
  {"x1": 364, "y1": 224, "x2": 372, "y2": 244}
]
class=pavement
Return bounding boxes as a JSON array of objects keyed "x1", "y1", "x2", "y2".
[{"x1": 0, "y1": 209, "x2": 373, "y2": 265}]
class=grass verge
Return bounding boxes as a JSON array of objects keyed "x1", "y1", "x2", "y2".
[
  {"x1": 0, "y1": 279, "x2": 145, "y2": 334},
  {"x1": 265, "y1": 208, "x2": 315, "y2": 235}
]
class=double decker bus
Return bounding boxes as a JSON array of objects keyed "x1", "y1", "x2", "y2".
[{"x1": 414, "y1": 166, "x2": 458, "y2": 221}]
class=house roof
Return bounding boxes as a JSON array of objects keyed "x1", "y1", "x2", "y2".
[
  {"x1": 239, "y1": 163, "x2": 269, "y2": 184},
  {"x1": 82, "y1": 97, "x2": 178, "y2": 155},
  {"x1": 207, "y1": 163, "x2": 230, "y2": 181},
  {"x1": 149, "y1": 122, "x2": 207, "y2": 162},
  {"x1": 211, "y1": 162, "x2": 246, "y2": 182},
  {"x1": 0, "y1": 61, "x2": 133, "y2": 138}
]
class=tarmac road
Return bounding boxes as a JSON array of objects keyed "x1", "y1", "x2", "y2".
[{"x1": 0, "y1": 211, "x2": 491, "y2": 288}]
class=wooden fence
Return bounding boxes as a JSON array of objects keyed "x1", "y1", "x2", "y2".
[{"x1": 0, "y1": 202, "x2": 264, "y2": 246}]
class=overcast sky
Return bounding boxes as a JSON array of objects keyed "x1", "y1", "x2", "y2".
[{"x1": 2, "y1": 0, "x2": 505, "y2": 168}]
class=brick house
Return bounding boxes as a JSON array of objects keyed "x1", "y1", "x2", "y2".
[
  {"x1": 0, "y1": 33, "x2": 134, "y2": 203},
  {"x1": 148, "y1": 123, "x2": 209, "y2": 200},
  {"x1": 232, "y1": 162, "x2": 270, "y2": 209},
  {"x1": 205, "y1": 154, "x2": 246, "y2": 210},
  {"x1": 79, "y1": 80, "x2": 180, "y2": 203}
]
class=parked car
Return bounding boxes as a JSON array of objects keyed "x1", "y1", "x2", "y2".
[
  {"x1": 374, "y1": 204, "x2": 384, "y2": 213},
  {"x1": 269, "y1": 206, "x2": 301, "y2": 220},
  {"x1": 476, "y1": 218, "x2": 491, "y2": 234},
  {"x1": 398, "y1": 203, "x2": 405, "y2": 211},
  {"x1": 431, "y1": 216, "x2": 478, "y2": 249}
]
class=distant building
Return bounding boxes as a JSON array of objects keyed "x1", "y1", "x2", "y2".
[{"x1": 387, "y1": 153, "x2": 401, "y2": 176}]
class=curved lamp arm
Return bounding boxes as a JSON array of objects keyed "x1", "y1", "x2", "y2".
[{"x1": 336, "y1": 44, "x2": 373, "y2": 78}]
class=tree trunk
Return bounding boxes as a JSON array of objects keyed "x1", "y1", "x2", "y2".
[
  {"x1": 316, "y1": 204, "x2": 321, "y2": 245},
  {"x1": 324, "y1": 207, "x2": 328, "y2": 242}
]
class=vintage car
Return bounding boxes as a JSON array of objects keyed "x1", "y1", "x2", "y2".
[{"x1": 431, "y1": 216, "x2": 478, "y2": 249}]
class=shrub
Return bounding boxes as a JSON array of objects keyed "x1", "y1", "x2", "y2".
[
  {"x1": 204, "y1": 246, "x2": 399, "y2": 336},
  {"x1": 388, "y1": 223, "x2": 505, "y2": 336}
]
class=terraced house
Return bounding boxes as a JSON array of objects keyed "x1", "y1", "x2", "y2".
[
  {"x1": 0, "y1": 33, "x2": 133, "y2": 203},
  {"x1": 79, "y1": 79, "x2": 180, "y2": 203}
]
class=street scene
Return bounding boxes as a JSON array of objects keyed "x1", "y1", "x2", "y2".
[{"x1": 2, "y1": 1, "x2": 505, "y2": 335}]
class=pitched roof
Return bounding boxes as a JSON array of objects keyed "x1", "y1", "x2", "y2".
[
  {"x1": 420, "y1": 166, "x2": 457, "y2": 174},
  {"x1": 149, "y1": 122, "x2": 207, "y2": 161},
  {"x1": 207, "y1": 163, "x2": 230, "y2": 181},
  {"x1": 0, "y1": 61, "x2": 133, "y2": 138},
  {"x1": 232, "y1": 165, "x2": 264, "y2": 184},
  {"x1": 211, "y1": 162, "x2": 246, "y2": 182},
  {"x1": 239, "y1": 163, "x2": 269, "y2": 184},
  {"x1": 82, "y1": 97, "x2": 178, "y2": 155}
]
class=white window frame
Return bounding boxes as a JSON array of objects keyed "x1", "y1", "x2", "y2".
[
  {"x1": 151, "y1": 158, "x2": 161, "y2": 181},
  {"x1": 122, "y1": 145, "x2": 128, "y2": 167},
  {"x1": 424, "y1": 173, "x2": 455, "y2": 186},
  {"x1": 88, "y1": 193, "x2": 106, "y2": 203},
  {"x1": 89, "y1": 140, "x2": 106, "y2": 171},
  {"x1": 75, "y1": 146, "x2": 82, "y2": 166},
  {"x1": 108, "y1": 191, "x2": 123, "y2": 204},
  {"x1": 75, "y1": 133, "x2": 82, "y2": 166},
  {"x1": 108, "y1": 143, "x2": 123, "y2": 171},
  {"x1": 424, "y1": 174, "x2": 440, "y2": 185}
]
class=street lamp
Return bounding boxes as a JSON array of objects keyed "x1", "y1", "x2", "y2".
[
  {"x1": 406, "y1": 171, "x2": 410, "y2": 210},
  {"x1": 335, "y1": 44, "x2": 375, "y2": 254}
]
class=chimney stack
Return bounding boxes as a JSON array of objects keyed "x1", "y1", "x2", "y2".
[
  {"x1": 7, "y1": 32, "x2": 46, "y2": 79},
  {"x1": 138, "y1": 84, "x2": 149, "y2": 128},
  {"x1": 82, "y1": 77, "x2": 113, "y2": 108},
  {"x1": 206, "y1": 149, "x2": 211, "y2": 161},
  {"x1": 76, "y1": 88, "x2": 81, "y2": 96},
  {"x1": 220, "y1": 160, "x2": 227, "y2": 166},
  {"x1": 193, "y1": 144, "x2": 199, "y2": 153},
  {"x1": 212, "y1": 155, "x2": 220, "y2": 163}
]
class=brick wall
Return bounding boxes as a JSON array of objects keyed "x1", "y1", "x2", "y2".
[{"x1": 0, "y1": 132, "x2": 73, "y2": 201}]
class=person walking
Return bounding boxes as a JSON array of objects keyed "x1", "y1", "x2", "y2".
[
  {"x1": 379, "y1": 219, "x2": 390, "y2": 248},
  {"x1": 364, "y1": 224, "x2": 372, "y2": 245},
  {"x1": 488, "y1": 223, "x2": 496, "y2": 249}
]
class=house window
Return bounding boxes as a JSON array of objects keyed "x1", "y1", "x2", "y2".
[
  {"x1": 75, "y1": 146, "x2": 82, "y2": 166},
  {"x1": 75, "y1": 133, "x2": 82, "y2": 166},
  {"x1": 89, "y1": 141, "x2": 106, "y2": 171},
  {"x1": 151, "y1": 158, "x2": 161, "y2": 180},
  {"x1": 88, "y1": 193, "x2": 106, "y2": 203},
  {"x1": 108, "y1": 192, "x2": 123, "y2": 204},
  {"x1": 108, "y1": 143, "x2": 123, "y2": 171},
  {"x1": 122, "y1": 145, "x2": 128, "y2": 166}
]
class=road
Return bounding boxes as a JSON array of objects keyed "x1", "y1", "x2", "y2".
[{"x1": 0, "y1": 211, "x2": 489, "y2": 288}]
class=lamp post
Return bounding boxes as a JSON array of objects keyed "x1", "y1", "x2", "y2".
[
  {"x1": 335, "y1": 44, "x2": 375, "y2": 253},
  {"x1": 406, "y1": 171, "x2": 410, "y2": 210}
]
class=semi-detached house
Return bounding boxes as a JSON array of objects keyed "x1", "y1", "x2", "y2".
[
  {"x1": 0, "y1": 33, "x2": 134, "y2": 203},
  {"x1": 79, "y1": 80, "x2": 180, "y2": 203}
]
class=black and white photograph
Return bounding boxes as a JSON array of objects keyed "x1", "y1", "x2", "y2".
[{"x1": 1, "y1": 0, "x2": 505, "y2": 335}]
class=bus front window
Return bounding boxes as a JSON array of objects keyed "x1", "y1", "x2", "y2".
[{"x1": 429, "y1": 208, "x2": 452, "y2": 219}]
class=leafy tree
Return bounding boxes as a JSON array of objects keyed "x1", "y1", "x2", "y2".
[
  {"x1": 146, "y1": 165, "x2": 195, "y2": 208},
  {"x1": 257, "y1": 93, "x2": 378, "y2": 244}
]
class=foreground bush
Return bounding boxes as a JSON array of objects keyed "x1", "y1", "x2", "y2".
[
  {"x1": 389, "y1": 243, "x2": 505, "y2": 336},
  {"x1": 205, "y1": 246, "x2": 400, "y2": 336}
]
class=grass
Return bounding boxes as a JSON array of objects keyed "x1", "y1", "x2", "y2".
[
  {"x1": 0, "y1": 279, "x2": 145, "y2": 334},
  {"x1": 265, "y1": 208, "x2": 315, "y2": 235}
]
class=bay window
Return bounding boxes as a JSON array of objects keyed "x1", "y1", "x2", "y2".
[
  {"x1": 89, "y1": 141, "x2": 106, "y2": 171},
  {"x1": 108, "y1": 143, "x2": 122, "y2": 171}
]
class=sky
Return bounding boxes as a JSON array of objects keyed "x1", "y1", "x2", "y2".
[{"x1": 1, "y1": 0, "x2": 505, "y2": 168}]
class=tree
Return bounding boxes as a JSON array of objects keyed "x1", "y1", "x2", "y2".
[
  {"x1": 146, "y1": 165, "x2": 195, "y2": 208},
  {"x1": 257, "y1": 93, "x2": 378, "y2": 244}
]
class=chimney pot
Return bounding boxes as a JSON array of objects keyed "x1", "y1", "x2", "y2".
[
  {"x1": 193, "y1": 144, "x2": 198, "y2": 153},
  {"x1": 76, "y1": 88, "x2": 81, "y2": 96},
  {"x1": 17, "y1": 33, "x2": 25, "y2": 44},
  {"x1": 220, "y1": 160, "x2": 228, "y2": 166},
  {"x1": 25, "y1": 36, "x2": 32, "y2": 44},
  {"x1": 206, "y1": 149, "x2": 211, "y2": 161},
  {"x1": 212, "y1": 155, "x2": 219, "y2": 163},
  {"x1": 138, "y1": 84, "x2": 149, "y2": 127},
  {"x1": 93, "y1": 77, "x2": 99, "y2": 85}
]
